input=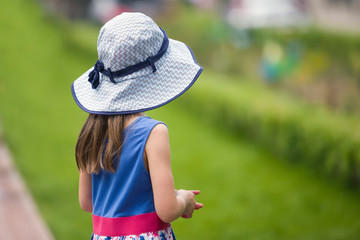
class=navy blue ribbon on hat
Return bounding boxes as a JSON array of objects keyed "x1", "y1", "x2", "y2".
[{"x1": 88, "y1": 28, "x2": 169, "y2": 89}]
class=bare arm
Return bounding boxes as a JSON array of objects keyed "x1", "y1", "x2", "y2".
[
  {"x1": 79, "y1": 170, "x2": 92, "y2": 213},
  {"x1": 145, "y1": 124, "x2": 202, "y2": 223}
]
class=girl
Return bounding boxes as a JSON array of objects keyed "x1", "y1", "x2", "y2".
[{"x1": 71, "y1": 12, "x2": 203, "y2": 239}]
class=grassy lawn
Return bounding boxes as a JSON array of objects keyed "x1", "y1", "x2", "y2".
[
  {"x1": 151, "y1": 98, "x2": 360, "y2": 240},
  {"x1": 1, "y1": 1, "x2": 360, "y2": 239}
]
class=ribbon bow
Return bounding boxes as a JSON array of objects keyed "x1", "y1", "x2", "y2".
[{"x1": 88, "y1": 60, "x2": 105, "y2": 89}]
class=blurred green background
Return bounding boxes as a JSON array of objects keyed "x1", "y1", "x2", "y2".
[{"x1": 1, "y1": 0, "x2": 360, "y2": 239}]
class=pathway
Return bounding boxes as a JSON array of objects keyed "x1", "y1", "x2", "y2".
[{"x1": 0, "y1": 139, "x2": 54, "y2": 239}]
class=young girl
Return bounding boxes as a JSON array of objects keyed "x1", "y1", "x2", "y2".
[{"x1": 71, "y1": 12, "x2": 203, "y2": 239}]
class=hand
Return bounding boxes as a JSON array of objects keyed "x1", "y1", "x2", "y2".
[{"x1": 177, "y1": 190, "x2": 203, "y2": 219}]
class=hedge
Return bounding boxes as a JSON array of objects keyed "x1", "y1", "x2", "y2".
[{"x1": 182, "y1": 71, "x2": 360, "y2": 189}]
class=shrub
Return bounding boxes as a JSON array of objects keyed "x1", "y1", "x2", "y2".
[{"x1": 183, "y1": 71, "x2": 360, "y2": 189}]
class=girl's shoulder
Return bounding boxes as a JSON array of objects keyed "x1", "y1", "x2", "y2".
[
  {"x1": 150, "y1": 122, "x2": 168, "y2": 136},
  {"x1": 126, "y1": 116, "x2": 167, "y2": 139},
  {"x1": 139, "y1": 117, "x2": 168, "y2": 140}
]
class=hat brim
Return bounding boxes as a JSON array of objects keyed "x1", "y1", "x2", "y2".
[{"x1": 71, "y1": 39, "x2": 203, "y2": 115}]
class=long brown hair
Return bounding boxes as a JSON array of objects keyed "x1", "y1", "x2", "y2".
[{"x1": 75, "y1": 113, "x2": 137, "y2": 174}]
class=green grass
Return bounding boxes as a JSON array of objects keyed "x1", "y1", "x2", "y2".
[
  {"x1": 0, "y1": 0, "x2": 94, "y2": 237},
  {"x1": 1, "y1": 0, "x2": 360, "y2": 239},
  {"x1": 150, "y1": 98, "x2": 360, "y2": 240}
]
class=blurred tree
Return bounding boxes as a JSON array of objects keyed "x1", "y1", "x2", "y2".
[{"x1": 44, "y1": 0, "x2": 92, "y2": 19}]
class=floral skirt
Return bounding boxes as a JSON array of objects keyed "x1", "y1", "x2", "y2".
[{"x1": 90, "y1": 226, "x2": 176, "y2": 240}]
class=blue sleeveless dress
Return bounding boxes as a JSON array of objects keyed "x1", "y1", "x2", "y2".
[{"x1": 90, "y1": 116, "x2": 175, "y2": 240}]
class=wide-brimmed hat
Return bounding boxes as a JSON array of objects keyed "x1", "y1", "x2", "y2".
[{"x1": 71, "y1": 12, "x2": 203, "y2": 115}]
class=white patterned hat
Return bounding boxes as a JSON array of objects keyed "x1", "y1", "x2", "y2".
[{"x1": 71, "y1": 12, "x2": 203, "y2": 114}]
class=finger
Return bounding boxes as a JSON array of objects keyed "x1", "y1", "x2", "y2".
[
  {"x1": 195, "y1": 202, "x2": 203, "y2": 209},
  {"x1": 181, "y1": 214, "x2": 192, "y2": 219},
  {"x1": 190, "y1": 190, "x2": 200, "y2": 195}
]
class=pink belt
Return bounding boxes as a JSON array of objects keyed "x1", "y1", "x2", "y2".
[{"x1": 92, "y1": 212, "x2": 170, "y2": 236}]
